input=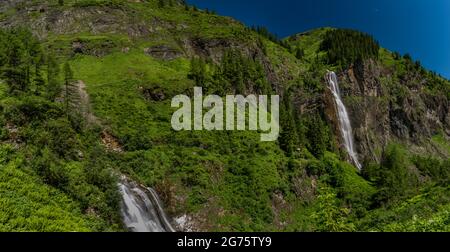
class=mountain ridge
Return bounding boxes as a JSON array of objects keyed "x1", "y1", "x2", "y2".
[{"x1": 0, "y1": 0, "x2": 449, "y2": 232}]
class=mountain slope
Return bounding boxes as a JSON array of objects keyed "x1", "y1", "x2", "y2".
[{"x1": 0, "y1": 0, "x2": 449, "y2": 231}]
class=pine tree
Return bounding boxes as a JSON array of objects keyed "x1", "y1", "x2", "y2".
[
  {"x1": 62, "y1": 62, "x2": 84, "y2": 129},
  {"x1": 304, "y1": 114, "x2": 330, "y2": 158},
  {"x1": 295, "y1": 48, "x2": 304, "y2": 60},
  {"x1": 2, "y1": 34, "x2": 29, "y2": 94},
  {"x1": 63, "y1": 62, "x2": 74, "y2": 116},
  {"x1": 158, "y1": 0, "x2": 165, "y2": 8},
  {"x1": 34, "y1": 64, "x2": 45, "y2": 95},
  {"x1": 321, "y1": 29, "x2": 379, "y2": 67},
  {"x1": 279, "y1": 102, "x2": 299, "y2": 156},
  {"x1": 0, "y1": 28, "x2": 45, "y2": 95},
  {"x1": 46, "y1": 54, "x2": 60, "y2": 101},
  {"x1": 188, "y1": 57, "x2": 207, "y2": 88}
]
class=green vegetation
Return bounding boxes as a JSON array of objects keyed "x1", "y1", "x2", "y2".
[
  {"x1": 0, "y1": 28, "x2": 122, "y2": 231},
  {"x1": 0, "y1": 155, "x2": 105, "y2": 232},
  {"x1": 320, "y1": 29, "x2": 380, "y2": 67},
  {"x1": 0, "y1": 0, "x2": 449, "y2": 232}
]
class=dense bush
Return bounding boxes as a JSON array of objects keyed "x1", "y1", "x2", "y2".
[
  {"x1": 358, "y1": 186, "x2": 450, "y2": 231},
  {"x1": 321, "y1": 153, "x2": 375, "y2": 216},
  {"x1": 412, "y1": 155, "x2": 450, "y2": 185},
  {"x1": 312, "y1": 184, "x2": 355, "y2": 232},
  {"x1": 364, "y1": 144, "x2": 419, "y2": 205}
]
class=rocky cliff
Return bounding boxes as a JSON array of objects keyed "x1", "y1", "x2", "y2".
[
  {"x1": 338, "y1": 58, "x2": 449, "y2": 162},
  {"x1": 1, "y1": 0, "x2": 449, "y2": 232}
]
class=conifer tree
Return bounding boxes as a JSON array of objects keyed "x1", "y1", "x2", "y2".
[
  {"x1": 4, "y1": 33, "x2": 35, "y2": 94},
  {"x1": 33, "y1": 55, "x2": 46, "y2": 95},
  {"x1": 46, "y1": 54, "x2": 60, "y2": 101},
  {"x1": 63, "y1": 62, "x2": 75, "y2": 116},
  {"x1": 279, "y1": 99, "x2": 299, "y2": 156},
  {"x1": 295, "y1": 48, "x2": 305, "y2": 60},
  {"x1": 188, "y1": 57, "x2": 207, "y2": 88},
  {"x1": 158, "y1": 0, "x2": 165, "y2": 8}
]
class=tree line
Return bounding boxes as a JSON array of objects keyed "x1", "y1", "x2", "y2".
[
  {"x1": 0, "y1": 28, "x2": 80, "y2": 118},
  {"x1": 320, "y1": 29, "x2": 380, "y2": 67},
  {"x1": 188, "y1": 49, "x2": 271, "y2": 95}
]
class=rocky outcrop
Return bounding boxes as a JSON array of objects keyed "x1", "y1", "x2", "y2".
[
  {"x1": 183, "y1": 37, "x2": 257, "y2": 62},
  {"x1": 144, "y1": 45, "x2": 183, "y2": 60},
  {"x1": 2, "y1": 1, "x2": 447, "y2": 167},
  {"x1": 71, "y1": 37, "x2": 118, "y2": 57},
  {"x1": 335, "y1": 59, "x2": 449, "y2": 162},
  {"x1": 141, "y1": 86, "x2": 167, "y2": 101},
  {"x1": 0, "y1": 2, "x2": 172, "y2": 39}
]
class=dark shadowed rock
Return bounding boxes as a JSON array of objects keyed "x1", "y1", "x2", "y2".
[
  {"x1": 144, "y1": 45, "x2": 183, "y2": 60},
  {"x1": 141, "y1": 86, "x2": 167, "y2": 101},
  {"x1": 336, "y1": 59, "x2": 449, "y2": 162}
]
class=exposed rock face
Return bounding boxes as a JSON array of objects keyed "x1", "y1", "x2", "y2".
[
  {"x1": 335, "y1": 59, "x2": 449, "y2": 162},
  {"x1": 2, "y1": 1, "x2": 447, "y2": 167},
  {"x1": 141, "y1": 86, "x2": 167, "y2": 101},
  {"x1": 182, "y1": 36, "x2": 284, "y2": 95},
  {"x1": 144, "y1": 45, "x2": 183, "y2": 60},
  {"x1": 183, "y1": 37, "x2": 256, "y2": 63},
  {"x1": 183, "y1": 37, "x2": 257, "y2": 63},
  {"x1": 0, "y1": 2, "x2": 170, "y2": 39},
  {"x1": 71, "y1": 38, "x2": 117, "y2": 57},
  {"x1": 101, "y1": 130, "x2": 123, "y2": 153}
]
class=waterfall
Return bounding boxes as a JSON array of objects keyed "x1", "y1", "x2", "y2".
[
  {"x1": 326, "y1": 71, "x2": 362, "y2": 170},
  {"x1": 119, "y1": 176, "x2": 175, "y2": 232}
]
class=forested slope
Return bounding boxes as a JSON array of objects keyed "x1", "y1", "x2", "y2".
[{"x1": 0, "y1": 0, "x2": 448, "y2": 231}]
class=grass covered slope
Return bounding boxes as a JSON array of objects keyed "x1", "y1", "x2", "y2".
[
  {"x1": 0, "y1": 0, "x2": 449, "y2": 231},
  {"x1": 0, "y1": 153, "x2": 106, "y2": 232}
]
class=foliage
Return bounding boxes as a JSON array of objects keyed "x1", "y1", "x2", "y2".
[
  {"x1": 0, "y1": 1, "x2": 448, "y2": 232},
  {"x1": 0, "y1": 28, "x2": 122, "y2": 231},
  {"x1": 364, "y1": 144, "x2": 419, "y2": 205},
  {"x1": 320, "y1": 29, "x2": 380, "y2": 67},
  {"x1": 412, "y1": 155, "x2": 449, "y2": 185},
  {"x1": 321, "y1": 153, "x2": 375, "y2": 217},
  {"x1": 358, "y1": 186, "x2": 450, "y2": 232},
  {"x1": 251, "y1": 26, "x2": 290, "y2": 49},
  {"x1": 0, "y1": 28, "x2": 44, "y2": 95},
  {"x1": 312, "y1": 185, "x2": 355, "y2": 232}
]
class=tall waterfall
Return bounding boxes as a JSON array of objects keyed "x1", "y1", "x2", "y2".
[
  {"x1": 326, "y1": 71, "x2": 362, "y2": 170},
  {"x1": 119, "y1": 176, "x2": 175, "y2": 232}
]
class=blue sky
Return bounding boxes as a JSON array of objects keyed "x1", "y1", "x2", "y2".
[{"x1": 187, "y1": 0, "x2": 450, "y2": 79}]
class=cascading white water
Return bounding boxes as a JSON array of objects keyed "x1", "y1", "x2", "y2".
[
  {"x1": 326, "y1": 71, "x2": 362, "y2": 170},
  {"x1": 119, "y1": 177, "x2": 175, "y2": 232}
]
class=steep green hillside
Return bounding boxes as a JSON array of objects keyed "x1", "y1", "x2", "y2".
[
  {"x1": 0, "y1": 152, "x2": 110, "y2": 232},
  {"x1": 0, "y1": 0, "x2": 449, "y2": 231}
]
